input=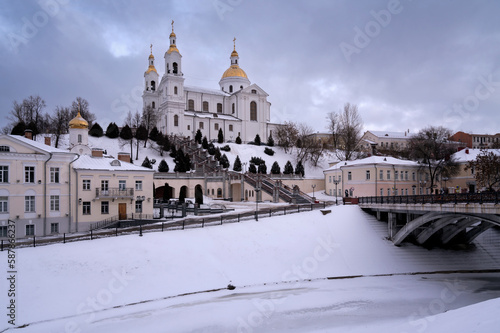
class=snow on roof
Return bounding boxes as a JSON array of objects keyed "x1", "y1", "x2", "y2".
[
  {"x1": 452, "y1": 148, "x2": 500, "y2": 163},
  {"x1": 184, "y1": 85, "x2": 230, "y2": 97},
  {"x1": 368, "y1": 130, "x2": 413, "y2": 139},
  {"x1": 324, "y1": 155, "x2": 418, "y2": 172},
  {"x1": 184, "y1": 111, "x2": 241, "y2": 121},
  {"x1": 72, "y1": 155, "x2": 155, "y2": 172},
  {"x1": 4, "y1": 134, "x2": 74, "y2": 154}
]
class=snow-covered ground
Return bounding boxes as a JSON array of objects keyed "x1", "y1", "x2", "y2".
[{"x1": 2, "y1": 204, "x2": 500, "y2": 332}]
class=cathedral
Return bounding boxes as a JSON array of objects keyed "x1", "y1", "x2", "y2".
[{"x1": 142, "y1": 22, "x2": 278, "y2": 143}]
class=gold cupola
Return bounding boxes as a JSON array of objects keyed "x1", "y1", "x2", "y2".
[
  {"x1": 69, "y1": 110, "x2": 88, "y2": 129},
  {"x1": 167, "y1": 20, "x2": 180, "y2": 54},
  {"x1": 221, "y1": 37, "x2": 248, "y2": 79},
  {"x1": 146, "y1": 44, "x2": 158, "y2": 74}
]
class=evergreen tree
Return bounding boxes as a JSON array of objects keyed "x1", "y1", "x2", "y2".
[
  {"x1": 136, "y1": 124, "x2": 148, "y2": 145},
  {"x1": 233, "y1": 155, "x2": 242, "y2": 172},
  {"x1": 283, "y1": 160, "x2": 294, "y2": 175},
  {"x1": 174, "y1": 149, "x2": 185, "y2": 172},
  {"x1": 220, "y1": 154, "x2": 230, "y2": 169},
  {"x1": 105, "y1": 122, "x2": 119, "y2": 138},
  {"x1": 295, "y1": 160, "x2": 305, "y2": 177},
  {"x1": 202, "y1": 136, "x2": 209, "y2": 149},
  {"x1": 184, "y1": 153, "x2": 192, "y2": 172},
  {"x1": 195, "y1": 129, "x2": 202, "y2": 144},
  {"x1": 89, "y1": 123, "x2": 104, "y2": 137},
  {"x1": 264, "y1": 147, "x2": 275, "y2": 156},
  {"x1": 169, "y1": 145, "x2": 177, "y2": 158},
  {"x1": 149, "y1": 127, "x2": 159, "y2": 141},
  {"x1": 141, "y1": 156, "x2": 153, "y2": 169},
  {"x1": 217, "y1": 128, "x2": 224, "y2": 143},
  {"x1": 235, "y1": 135, "x2": 242, "y2": 144},
  {"x1": 254, "y1": 134, "x2": 261, "y2": 146},
  {"x1": 214, "y1": 147, "x2": 221, "y2": 161},
  {"x1": 258, "y1": 162, "x2": 267, "y2": 174},
  {"x1": 11, "y1": 121, "x2": 26, "y2": 135},
  {"x1": 158, "y1": 159, "x2": 169, "y2": 172},
  {"x1": 119, "y1": 124, "x2": 133, "y2": 140},
  {"x1": 162, "y1": 134, "x2": 171, "y2": 152},
  {"x1": 267, "y1": 133, "x2": 274, "y2": 147},
  {"x1": 271, "y1": 161, "x2": 281, "y2": 174},
  {"x1": 207, "y1": 143, "x2": 216, "y2": 155},
  {"x1": 248, "y1": 163, "x2": 257, "y2": 174}
]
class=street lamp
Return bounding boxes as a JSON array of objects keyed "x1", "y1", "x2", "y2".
[
  {"x1": 255, "y1": 175, "x2": 261, "y2": 221},
  {"x1": 333, "y1": 178, "x2": 341, "y2": 205},
  {"x1": 442, "y1": 177, "x2": 449, "y2": 193},
  {"x1": 311, "y1": 184, "x2": 316, "y2": 200}
]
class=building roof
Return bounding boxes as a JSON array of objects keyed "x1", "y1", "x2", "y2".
[
  {"x1": 324, "y1": 156, "x2": 418, "y2": 172},
  {"x1": 3, "y1": 134, "x2": 75, "y2": 154},
  {"x1": 367, "y1": 130, "x2": 413, "y2": 139},
  {"x1": 72, "y1": 155, "x2": 155, "y2": 172},
  {"x1": 184, "y1": 111, "x2": 241, "y2": 121},
  {"x1": 184, "y1": 85, "x2": 230, "y2": 97},
  {"x1": 452, "y1": 148, "x2": 500, "y2": 163},
  {"x1": 69, "y1": 111, "x2": 88, "y2": 129}
]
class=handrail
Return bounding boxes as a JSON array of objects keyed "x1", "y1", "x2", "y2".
[{"x1": 358, "y1": 192, "x2": 500, "y2": 205}]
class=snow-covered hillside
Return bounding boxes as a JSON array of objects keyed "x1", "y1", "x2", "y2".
[
  {"x1": 35, "y1": 134, "x2": 332, "y2": 178},
  {"x1": 2, "y1": 204, "x2": 499, "y2": 332}
]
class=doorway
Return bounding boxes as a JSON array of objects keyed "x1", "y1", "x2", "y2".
[{"x1": 119, "y1": 203, "x2": 127, "y2": 220}]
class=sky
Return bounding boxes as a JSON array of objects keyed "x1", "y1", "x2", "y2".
[{"x1": 1, "y1": 0, "x2": 499, "y2": 135}]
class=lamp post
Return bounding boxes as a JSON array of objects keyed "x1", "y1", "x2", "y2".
[
  {"x1": 243, "y1": 162, "x2": 247, "y2": 174},
  {"x1": 255, "y1": 175, "x2": 261, "y2": 221},
  {"x1": 442, "y1": 177, "x2": 449, "y2": 193},
  {"x1": 333, "y1": 178, "x2": 340, "y2": 205},
  {"x1": 311, "y1": 184, "x2": 316, "y2": 201}
]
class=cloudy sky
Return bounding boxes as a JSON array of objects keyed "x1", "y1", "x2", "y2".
[{"x1": 1, "y1": 0, "x2": 499, "y2": 135}]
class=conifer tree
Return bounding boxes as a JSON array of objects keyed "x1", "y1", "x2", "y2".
[
  {"x1": 271, "y1": 161, "x2": 281, "y2": 174},
  {"x1": 195, "y1": 129, "x2": 202, "y2": 144},
  {"x1": 119, "y1": 124, "x2": 133, "y2": 140},
  {"x1": 254, "y1": 134, "x2": 261, "y2": 146},
  {"x1": 202, "y1": 136, "x2": 209, "y2": 149},
  {"x1": 89, "y1": 123, "x2": 104, "y2": 137},
  {"x1": 220, "y1": 154, "x2": 230, "y2": 169},
  {"x1": 267, "y1": 133, "x2": 274, "y2": 147},
  {"x1": 217, "y1": 128, "x2": 224, "y2": 143},
  {"x1": 233, "y1": 155, "x2": 242, "y2": 172},
  {"x1": 248, "y1": 163, "x2": 257, "y2": 174},
  {"x1": 295, "y1": 160, "x2": 305, "y2": 177},
  {"x1": 105, "y1": 122, "x2": 119, "y2": 138},
  {"x1": 158, "y1": 159, "x2": 169, "y2": 172},
  {"x1": 149, "y1": 127, "x2": 159, "y2": 141},
  {"x1": 236, "y1": 135, "x2": 242, "y2": 144},
  {"x1": 141, "y1": 156, "x2": 153, "y2": 169},
  {"x1": 283, "y1": 160, "x2": 294, "y2": 175},
  {"x1": 258, "y1": 162, "x2": 267, "y2": 174}
]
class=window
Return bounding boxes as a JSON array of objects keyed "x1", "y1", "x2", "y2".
[
  {"x1": 174, "y1": 86, "x2": 178, "y2": 95},
  {"x1": 251, "y1": 89, "x2": 257, "y2": 94},
  {"x1": 50, "y1": 195, "x2": 59, "y2": 211},
  {"x1": 395, "y1": 189, "x2": 398, "y2": 196},
  {"x1": 172, "y1": 62, "x2": 178, "y2": 74},
  {"x1": 348, "y1": 172, "x2": 352, "y2": 181},
  {"x1": 395, "y1": 171, "x2": 399, "y2": 180},
  {"x1": 232, "y1": 103, "x2": 235, "y2": 114},
  {"x1": 188, "y1": 99, "x2": 195, "y2": 111},
  {"x1": 0, "y1": 196, "x2": 8, "y2": 213},
  {"x1": 229, "y1": 124, "x2": 233, "y2": 132},
  {"x1": 26, "y1": 225, "x2": 34, "y2": 236},
  {"x1": 199, "y1": 122, "x2": 204, "y2": 130},
  {"x1": 214, "y1": 123, "x2": 219, "y2": 130},
  {"x1": 405, "y1": 171, "x2": 408, "y2": 180},
  {"x1": 250, "y1": 101, "x2": 257, "y2": 121},
  {"x1": 217, "y1": 103, "x2": 222, "y2": 113},
  {"x1": 174, "y1": 114, "x2": 179, "y2": 127},
  {"x1": 101, "y1": 180, "x2": 109, "y2": 195},
  {"x1": 203, "y1": 101, "x2": 209, "y2": 112},
  {"x1": 83, "y1": 179, "x2": 91, "y2": 190},
  {"x1": 379, "y1": 170, "x2": 383, "y2": 180},
  {"x1": 412, "y1": 172, "x2": 416, "y2": 181},
  {"x1": 83, "y1": 202, "x2": 91, "y2": 215},
  {"x1": 135, "y1": 201, "x2": 142, "y2": 213},
  {"x1": 135, "y1": 181, "x2": 143, "y2": 191},
  {"x1": 78, "y1": 134, "x2": 82, "y2": 143},
  {"x1": 51, "y1": 223, "x2": 59, "y2": 234},
  {"x1": 25, "y1": 166, "x2": 35, "y2": 183},
  {"x1": 0, "y1": 166, "x2": 8, "y2": 183},
  {"x1": 0, "y1": 146, "x2": 10, "y2": 152},
  {"x1": 387, "y1": 170, "x2": 391, "y2": 180},
  {"x1": 380, "y1": 188, "x2": 384, "y2": 197},
  {"x1": 0, "y1": 226, "x2": 6, "y2": 237},
  {"x1": 50, "y1": 167, "x2": 60, "y2": 183},
  {"x1": 119, "y1": 180, "x2": 126, "y2": 191},
  {"x1": 25, "y1": 196, "x2": 35, "y2": 212},
  {"x1": 152, "y1": 101, "x2": 155, "y2": 109},
  {"x1": 229, "y1": 85, "x2": 233, "y2": 93},
  {"x1": 387, "y1": 188, "x2": 390, "y2": 196},
  {"x1": 101, "y1": 201, "x2": 109, "y2": 214},
  {"x1": 366, "y1": 170, "x2": 371, "y2": 180},
  {"x1": 412, "y1": 187, "x2": 416, "y2": 195},
  {"x1": 329, "y1": 176, "x2": 332, "y2": 183},
  {"x1": 187, "y1": 125, "x2": 190, "y2": 130}
]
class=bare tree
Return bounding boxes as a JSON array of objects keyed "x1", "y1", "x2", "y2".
[
  {"x1": 336, "y1": 103, "x2": 363, "y2": 161},
  {"x1": 142, "y1": 105, "x2": 157, "y2": 148},
  {"x1": 326, "y1": 111, "x2": 339, "y2": 149},
  {"x1": 9, "y1": 95, "x2": 47, "y2": 137},
  {"x1": 275, "y1": 121, "x2": 299, "y2": 154},
  {"x1": 122, "y1": 110, "x2": 134, "y2": 160},
  {"x1": 70, "y1": 97, "x2": 96, "y2": 128},
  {"x1": 131, "y1": 110, "x2": 143, "y2": 160},
  {"x1": 407, "y1": 126, "x2": 460, "y2": 192},
  {"x1": 49, "y1": 106, "x2": 71, "y2": 148},
  {"x1": 465, "y1": 149, "x2": 500, "y2": 192}
]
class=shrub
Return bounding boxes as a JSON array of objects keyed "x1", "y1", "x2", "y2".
[
  {"x1": 250, "y1": 156, "x2": 265, "y2": 165},
  {"x1": 235, "y1": 135, "x2": 242, "y2": 144},
  {"x1": 141, "y1": 156, "x2": 153, "y2": 169},
  {"x1": 254, "y1": 134, "x2": 261, "y2": 146},
  {"x1": 233, "y1": 155, "x2": 242, "y2": 172},
  {"x1": 105, "y1": 122, "x2": 119, "y2": 138},
  {"x1": 220, "y1": 145, "x2": 231, "y2": 152},
  {"x1": 271, "y1": 161, "x2": 281, "y2": 174},
  {"x1": 283, "y1": 161, "x2": 294, "y2": 175},
  {"x1": 158, "y1": 159, "x2": 169, "y2": 172},
  {"x1": 89, "y1": 123, "x2": 103, "y2": 137},
  {"x1": 248, "y1": 163, "x2": 257, "y2": 174},
  {"x1": 258, "y1": 162, "x2": 267, "y2": 174},
  {"x1": 264, "y1": 147, "x2": 275, "y2": 156}
]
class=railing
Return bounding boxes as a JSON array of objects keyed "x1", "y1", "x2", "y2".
[
  {"x1": 359, "y1": 192, "x2": 500, "y2": 205},
  {"x1": 90, "y1": 213, "x2": 155, "y2": 230},
  {"x1": 95, "y1": 187, "x2": 134, "y2": 198}
]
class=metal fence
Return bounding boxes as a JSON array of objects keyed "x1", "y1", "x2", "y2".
[
  {"x1": 1, "y1": 202, "x2": 332, "y2": 250},
  {"x1": 358, "y1": 192, "x2": 500, "y2": 205}
]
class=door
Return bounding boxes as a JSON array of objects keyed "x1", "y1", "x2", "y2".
[{"x1": 119, "y1": 203, "x2": 127, "y2": 220}]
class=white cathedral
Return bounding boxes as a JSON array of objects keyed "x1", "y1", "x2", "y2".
[{"x1": 142, "y1": 23, "x2": 279, "y2": 143}]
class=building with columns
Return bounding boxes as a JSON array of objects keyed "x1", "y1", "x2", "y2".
[{"x1": 142, "y1": 23, "x2": 279, "y2": 143}]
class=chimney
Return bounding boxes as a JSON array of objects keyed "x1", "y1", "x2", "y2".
[
  {"x1": 91, "y1": 148, "x2": 104, "y2": 158},
  {"x1": 117, "y1": 152, "x2": 131, "y2": 163},
  {"x1": 44, "y1": 137, "x2": 51, "y2": 146},
  {"x1": 465, "y1": 149, "x2": 469, "y2": 154},
  {"x1": 24, "y1": 129, "x2": 33, "y2": 140}
]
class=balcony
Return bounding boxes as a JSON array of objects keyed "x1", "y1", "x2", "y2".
[{"x1": 95, "y1": 187, "x2": 134, "y2": 199}]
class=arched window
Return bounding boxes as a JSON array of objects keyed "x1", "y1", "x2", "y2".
[
  {"x1": 173, "y1": 62, "x2": 178, "y2": 74},
  {"x1": 203, "y1": 101, "x2": 209, "y2": 112},
  {"x1": 174, "y1": 86, "x2": 178, "y2": 95},
  {"x1": 78, "y1": 134, "x2": 82, "y2": 143},
  {"x1": 217, "y1": 103, "x2": 222, "y2": 113},
  {"x1": 240, "y1": 85, "x2": 243, "y2": 90},
  {"x1": 217, "y1": 188, "x2": 222, "y2": 198},
  {"x1": 174, "y1": 115, "x2": 179, "y2": 126},
  {"x1": 188, "y1": 99, "x2": 194, "y2": 111},
  {"x1": 250, "y1": 101, "x2": 257, "y2": 121},
  {"x1": 152, "y1": 101, "x2": 155, "y2": 109},
  {"x1": 229, "y1": 85, "x2": 233, "y2": 93},
  {"x1": 151, "y1": 81, "x2": 155, "y2": 91},
  {"x1": 232, "y1": 103, "x2": 235, "y2": 114}
]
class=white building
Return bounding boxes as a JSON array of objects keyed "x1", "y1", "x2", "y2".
[{"x1": 142, "y1": 23, "x2": 279, "y2": 143}]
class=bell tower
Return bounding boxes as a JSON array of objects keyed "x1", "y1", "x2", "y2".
[{"x1": 142, "y1": 44, "x2": 160, "y2": 113}]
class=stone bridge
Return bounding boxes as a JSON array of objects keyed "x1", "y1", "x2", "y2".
[{"x1": 358, "y1": 193, "x2": 500, "y2": 246}]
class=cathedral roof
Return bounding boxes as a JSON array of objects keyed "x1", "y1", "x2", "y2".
[
  {"x1": 145, "y1": 65, "x2": 157, "y2": 74},
  {"x1": 69, "y1": 111, "x2": 88, "y2": 129},
  {"x1": 167, "y1": 44, "x2": 180, "y2": 54},
  {"x1": 221, "y1": 65, "x2": 248, "y2": 79}
]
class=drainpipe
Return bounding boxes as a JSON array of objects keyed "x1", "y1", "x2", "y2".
[
  {"x1": 392, "y1": 164, "x2": 396, "y2": 195},
  {"x1": 68, "y1": 154, "x2": 80, "y2": 233},
  {"x1": 43, "y1": 153, "x2": 53, "y2": 236},
  {"x1": 374, "y1": 164, "x2": 378, "y2": 197}
]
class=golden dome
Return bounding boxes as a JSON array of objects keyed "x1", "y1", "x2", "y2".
[
  {"x1": 69, "y1": 111, "x2": 88, "y2": 129},
  {"x1": 231, "y1": 50, "x2": 238, "y2": 57},
  {"x1": 170, "y1": 31, "x2": 176, "y2": 38},
  {"x1": 145, "y1": 65, "x2": 157, "y2": 74},
  {"x1": 221, "y1": 65, "x2": 248, "y2": 79},
  {"x1": 167, "y1": 44, "x2": 179, "y2": 54},
  {"x1": 148, "y1": 53, "x2": 154, "y2": 59}
]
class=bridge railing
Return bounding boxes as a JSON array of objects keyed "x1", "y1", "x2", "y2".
[{"x1": 359, "y1": 192, "x2": 500, "y2": 205}]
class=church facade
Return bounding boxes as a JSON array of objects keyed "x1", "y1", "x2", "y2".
[{"x1": 142, "y1": 24, "x2": 279, "y2": 143}]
